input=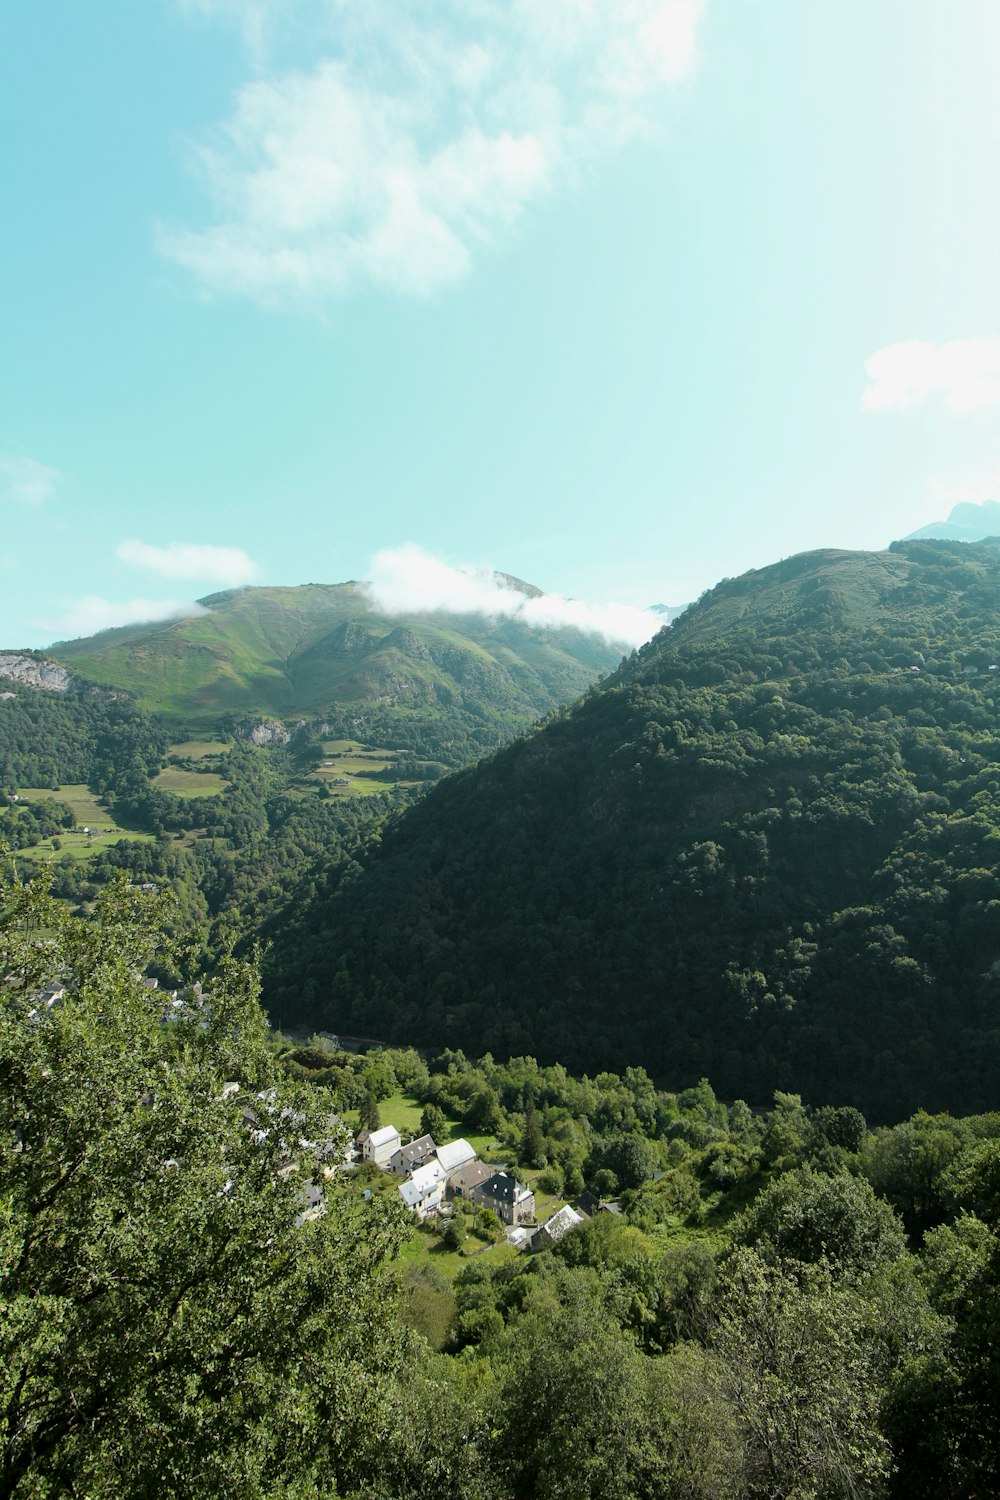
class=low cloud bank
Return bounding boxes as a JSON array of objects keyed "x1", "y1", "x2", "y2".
[
  {"x1": 863, "y1": 337, "x2": 1000, "y2": 412},
  {"x1": 116, "y1": 539, "x2": 260, "y2": 586},
  {"x1": 363, "y1": 544, "x2": 661, "y2": 648},
  {"x1": 46, "y1": 597, "x2": 208, "y2": 643}
]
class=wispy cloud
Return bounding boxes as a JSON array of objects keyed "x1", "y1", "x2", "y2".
[
  {"x1": 863, "y1": 337, "x2": 1000, "y2": 412},
  {"x1": 45, "y1": 597, "x2": 209, "y2": 643},
  {"x1": 927, "y1": 461, "x2": 1000, "y2": 512},
  {"x1": 162, "y1": 0, "x2": 703, "y2": 305},
  {"x1": 116, "y1": 539, "x2": 261, "y2": 585},
  {"x1": 364, "y1": 542, "x2": 661, "y2": 648},
  {"x1": 0, "y1": 456, "x2": 63, "y2": 507}
]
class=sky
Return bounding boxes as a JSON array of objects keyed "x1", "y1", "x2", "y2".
[{"x1": 2, "y1": 0, "x2": 999, "y2": 648}]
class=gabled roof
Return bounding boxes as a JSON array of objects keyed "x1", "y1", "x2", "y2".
[
  {"x1": 537, "y1": 1204, "x2": 583, "y2": 1244},
  {"x1": 450, "y1": 1160, "x2": 492, "y2": 1193},
  {"x1": 435, "y1": 1138, "x2": 477, "y2": 1174},
  {"x1": 398, "y1": 1161, "x2": 446, "y2": 1209},
  {"x1": 392, "y1": 1133, "x2": 436, "y2": 1167},
  {"x1": 366, "y1": 1124, "x2": 401, "y2": 1149}
]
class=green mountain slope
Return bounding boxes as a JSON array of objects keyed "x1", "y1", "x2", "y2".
[
  {"x1": 48, "y1": 581, "x2": 622, "y2": 763},
  {"x1": 263, "y1": 540, "x2": 1000, "y2": 1119}
]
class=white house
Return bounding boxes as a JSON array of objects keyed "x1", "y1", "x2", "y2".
[
  {"x1": 531, "y1": 1204, "x2": 584, "y2": 1250},
  {"x1": 434, "y1": 1138, "x2": 478, "y2": 1181},
  {"x1": 398, "y1": 1159, "x2": 446, "y2": 1219},
  {"x1": 359, "y1": 1124, "x2": 401, "y2": 1168}
]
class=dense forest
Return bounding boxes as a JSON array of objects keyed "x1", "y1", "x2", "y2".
[
  {"x1": 3, "y1": 869, "x2": 998, "y2": 1497},
  {"x1": 264, "y1": 541, "x2": 1000, "y2": 1120}
]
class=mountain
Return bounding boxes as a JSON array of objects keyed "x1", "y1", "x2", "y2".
[
  {"x1": 902, "y1": 497, "x2": 1000, "y2": 543},
  {"x1": 47, "y1": 580, "x2": 625, "y2": 765},
  {"x1": 263, "y1": 539, "x2": 1000, "y2": 1119}
]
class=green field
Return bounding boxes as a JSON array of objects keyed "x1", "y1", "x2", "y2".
[
  {"x1": 308, "y1": 740, "x2": 417, "y2": 799},
  {"x1": 9, "y1": 785, "x2": 155, "y2": 863},
  {"x1": 166, "y1": 739, "x2": 231, "y2": 761},
  {"x1": 152, "y1": 766, "x2": 229, "y2": 797}
]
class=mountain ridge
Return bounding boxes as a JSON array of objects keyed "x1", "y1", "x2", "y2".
[{"x1": 43, "y1": 578, "x2": 630, "y2": 762}]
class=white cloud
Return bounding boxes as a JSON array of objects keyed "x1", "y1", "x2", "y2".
[
  {"x1": 927, "y1": 461, "x2": 1000, "y2": 512},
  {"x1": 863, "y1": 337, "x2": 1000, "y2": 412},
  {"x1": 44, "y1": 597, "x2": 209, "y2": 643},
  {"x1": 0, "y1": 456, "x2": 63, "y2": 507},
  {"x1": 116, "y1": 539, "x2": 261, "y2": 585},
  {"x1": 162, "y1": 0, "x2": 704, "y2": 304},
  {"x1": 363, "y1": 542, "x2": 661, "y2": 648}
]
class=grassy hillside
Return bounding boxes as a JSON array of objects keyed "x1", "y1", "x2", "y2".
[
  {"x1": 262, "y1": 540, "x2": 1000, "y2": 1119},
  {"x1": 48, "y1": 581, "x2": 622, "y2": 760}
]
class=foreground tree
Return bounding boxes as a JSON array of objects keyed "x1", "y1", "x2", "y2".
[{"x1": 0, "y1": 860, "x2": 407, "y2": 1498}]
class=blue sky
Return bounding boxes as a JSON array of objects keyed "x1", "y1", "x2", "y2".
[{"x1": 2, "y1": 0, "x2": 999, "y2": 648}]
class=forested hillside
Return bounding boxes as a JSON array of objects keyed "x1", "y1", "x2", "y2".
[{"x1": 265, "y1": 540, "x2": 1000, "y2": 1119}]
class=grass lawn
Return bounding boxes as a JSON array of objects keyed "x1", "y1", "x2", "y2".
[
  {"x1": 152, "y1": 765, "x2": 229, "y2": 797},
  {"x1": 396, "y1": 1224, "x2": 519, "y2": 1283},
  {"x1": 165, "y1": 739, "x2": 230, "y2": 761},
  {"x1": 370, "y1": 1091, "x2": 425, "y2": 1136}
]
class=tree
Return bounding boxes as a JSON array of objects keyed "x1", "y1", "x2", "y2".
[
  {"x1": 520, "y1": 1097, "x2": 546, "y2": 1168},
  {"x1": 0, "y1": 863, "x2": 408, "y2": 1497},
  {"x1": 714, "y1": 1248, "x2": 892, "y2": 1499},
  {"x1": 360, "y1": 1088, "x2": 382, "y2": 1133},
  {"x1": 420, "y1": 1102, "x2": 448, "y2": 1142},
  {"x1": 731, "y1": 1166, "x2": 907, "y2": 1280}
]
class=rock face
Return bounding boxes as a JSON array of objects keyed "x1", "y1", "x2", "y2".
[
  {"x1": 243, "y1": 720, "x2": 293, "y2": 747},
  {"x1": 0, "y1": 653, "x2": 73, "y2": 693}
]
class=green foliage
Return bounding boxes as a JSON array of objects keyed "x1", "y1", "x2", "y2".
[
  {"x1": 730, "y1": 1166, "x2": 907, "y2": 1279},
  {"x1": 0, "y1": 864, "x2": 408, "y2": 1497},
  {"x1": 269, "y1": 541, "x2": 1000, "y2": 1119}
]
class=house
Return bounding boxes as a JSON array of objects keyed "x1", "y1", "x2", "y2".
[
  {"x1": 507, "y1": 1225, "x2": 534, "y2": 1253},
  {"x1": 448, "y1": 1159, "x2": 492, "y2": 1199},
  {"x1": 434, "y1": 1138, "x2": 478, "y2": 1181},
  {"x1": 358, "y1": 1124, "x2": 401, "y2": 1168},
  {"x1": 388, "y1": 1133, "x2": 437, "y2": 1176},
  {"x1": 577, "y1": 1191, "x2": 623, "y2": 1218},
  {"x1": 470, "y1": 1171, "x2": 535, "y2": 1226},
  {"x1": 295, "y1": 1179, "x2": 326, "y2": 1228},
  {"x1": 398, "y1": 1159, "x2": 446, "y2": 1219},
  {"x1": 532, "y1": 1204, "x2": 584, "y2": 1250}
]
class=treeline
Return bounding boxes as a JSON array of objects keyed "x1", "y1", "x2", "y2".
[{"x1": 262, "y1": 541, "x2": 1000, "y2": 1120}]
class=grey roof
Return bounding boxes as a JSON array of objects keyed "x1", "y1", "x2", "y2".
[
  {"x1": 478, "y1": 1171, "x2": 531, "y2": 1205},
  {"x1": 393, "y1": 1134, "x2": 437, "y2": 1167}
]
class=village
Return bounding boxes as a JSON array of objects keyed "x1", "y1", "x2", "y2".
[{"x1": 355, "y1": 1121, "x2": 594, "y2": 1253}]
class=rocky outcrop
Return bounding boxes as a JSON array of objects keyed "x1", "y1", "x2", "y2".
[
  {"x1": 0, "y1": 653, "x2": 74, "y2": 693},
  {"x1": 243, "y1": 720, "x2": 293, "y2": 747}
]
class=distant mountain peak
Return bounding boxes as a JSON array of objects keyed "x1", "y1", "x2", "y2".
[{"x1": 902, "y1": 496, "x2": 1000, "y2": 543}]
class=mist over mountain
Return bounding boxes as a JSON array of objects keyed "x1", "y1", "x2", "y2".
[
  {"x1": 903, "y1": 496, "x2": 1000, "y2": 543},
  {"x1": 45, "y1": 578, "x2": 627, "y2": 766},
  {"x1": 263, "y1": 539, "x2": 1000, "y2": 1119}
]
